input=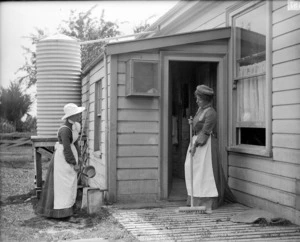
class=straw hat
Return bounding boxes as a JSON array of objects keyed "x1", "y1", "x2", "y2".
[{"x1": 61, "y1": 103, "x2": 85, "y2": 120}]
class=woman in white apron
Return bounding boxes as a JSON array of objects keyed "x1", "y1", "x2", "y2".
[
  {"x1": 37, "y1": 103, "x2": 85, "y2": 219},
  {"x1": 185, "y1": 85, "x2": 235, "y2": 213}
]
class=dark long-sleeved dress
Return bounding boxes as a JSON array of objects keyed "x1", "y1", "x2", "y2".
[
  {"x1": 36, "y1": 120, "x2": 81, "y2": 218},
  {"x1": 185, "y1": 105, "x2": 236, "y2": 209}
]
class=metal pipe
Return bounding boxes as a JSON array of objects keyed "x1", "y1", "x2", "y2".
[
  {"x1": 103, "y1": 49, "x2": 109, "y2": 196},
  {"x1": 79, "y1": 29, "x2": 158, "y2": 45}
]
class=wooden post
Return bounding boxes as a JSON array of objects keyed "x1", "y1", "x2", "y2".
[
  {"x1": 31, "y1": 136, "x2": 57, "y2": 198},
  {"x1": 34, "y1": 147, "x2": 42, "y2": 198}
]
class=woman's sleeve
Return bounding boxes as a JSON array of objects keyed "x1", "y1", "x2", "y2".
[
  {"x1": 74, "y1": 139, "x2": 81, "y2": 157},
  {"x1": 193, "y1": 122, "x2": 203, "y2": 134},
  {"x1": 196, "y1": 109, "x2": 217, "y2": 146},
  {"x1": 60, "y1": 127, "x2": 77, "y2": 165}
]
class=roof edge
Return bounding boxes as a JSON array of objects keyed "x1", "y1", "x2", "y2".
[
  {"x1": 138, "y1": 0, "x2": 209, "y2": 39},
  {"x1": 82, "y1": 52, "x2": 104, "y2": 76},
  {"x1": 106, "y1": 27, "x2": 231, "y2": 55}
]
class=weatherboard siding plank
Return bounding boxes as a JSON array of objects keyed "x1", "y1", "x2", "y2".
[
  {"x1": 117, "y1": 180, "x2": 158, "y2": 194},
  {"x1": 229, "y1": 166, "x2": 296, "y2": 193},
  {"x1": 273, "y1": 134, "x2": 300, "y2": 149},
  {"x1": 229, "y1": 154, "x2": 300, "y2": 179},
  {"x1": 117, "y1": 157, "x2": 158, "y2": 168},
  {"x1": 229, "y1": 177, "x2": 295, "y2": 207},
  {"x1": 117, "y1": 145, "x2": 159, "y2": 157},
  {"x1": 273, "y1": 147, "x2": 300, "y2": 165},
  {"x1": 273, "y1": 120, "x2": 300, "y2": 134},
  {"x1": 117, "y1": 169, "x2": 158, "y2": 180},
  {"x1": 273, "y1": 104, "x2": 300, "y2": 119}
]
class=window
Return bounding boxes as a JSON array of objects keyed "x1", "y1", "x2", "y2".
[
  {"x1": 94, "y1": 80, "x2": 102, "y2": 151},
  {"x1": 126, "y1": 59, "x2": 159, "y2": 96},
  {"x1": 229, "y1": 2, "x2": 271, "y2": 156}
]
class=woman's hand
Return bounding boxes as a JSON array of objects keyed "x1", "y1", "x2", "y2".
[
  {"x1": 195, "y1": 134, "x2": 208, "y2": 147},
  {"x1": 73, "y1": 164, "x2": 80, "y2": 172}
]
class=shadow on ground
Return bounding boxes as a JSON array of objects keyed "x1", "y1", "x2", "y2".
[
  {"x1": 21, "y1": 207, "x2": 111, "y2": 231},
  {"x1": 0, "y1": 189, "x2": 36, "y2": 206}
]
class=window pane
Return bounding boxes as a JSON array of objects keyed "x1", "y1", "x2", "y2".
[
  {"x1": 237, "y1": 75, "x2": 265, "y2": 125},
  {"x1": 97, "y1": 81, "x2": 102, "y2": 116},
  {"x1": 235, "y1": 4, "x2": 266, "y2": 77},
  {"x1": 133, "y1": 62, "x2": 158, "y2": 94},
  {"x1": 239, "y1": 128, "x2": 266, "y2": 146},
  {"x1": 94, "y1": 80, "x2": 102, "y2": 151}
]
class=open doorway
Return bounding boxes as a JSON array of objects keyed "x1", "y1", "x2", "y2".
[{"x1": 168, "y1": 61, "x2": 218, "y2": 201}]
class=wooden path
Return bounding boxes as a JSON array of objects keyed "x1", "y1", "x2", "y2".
[{"x1": 110, "y1": 203, "x2": 300, "y2": 241}]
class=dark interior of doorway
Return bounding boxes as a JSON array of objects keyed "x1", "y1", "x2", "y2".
[{"x1": 168, "y1": 60, "x2": 217, "y2": 201}]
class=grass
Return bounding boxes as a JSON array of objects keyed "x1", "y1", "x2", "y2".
[{"x1": 0, "y1": 144, "x2": 138, "y2": 242}]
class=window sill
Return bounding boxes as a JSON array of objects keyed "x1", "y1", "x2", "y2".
[
  {"x1": 227, "y1": 145, "x2": 271, "y2": 157},
  {"x1": 126, "y1": 93, "x2": 160, "y2": 97}
]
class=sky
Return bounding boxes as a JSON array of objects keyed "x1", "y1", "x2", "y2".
[
  {"x1": 0, "y1": 1, "x2": 177, "y2": 115},
  {"x1": 0, "y1": 0, "x2": 177, "y2": 88}
]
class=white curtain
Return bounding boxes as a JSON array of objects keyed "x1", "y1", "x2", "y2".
[{"x1": 237, "y1": 61, "x2": 265, "y2": 125}]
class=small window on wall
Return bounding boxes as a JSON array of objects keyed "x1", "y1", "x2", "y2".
[
  {"x1": 230, "y1": 2, "x2": 271, "y2": 156},
  {"x1": 126, "y1": 59, "x2": 159, "y2": 96},
  {"x1": 94, "y1": 80, "x2": 102, "y2": 152}
]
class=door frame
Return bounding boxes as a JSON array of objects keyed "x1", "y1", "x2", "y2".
[{"x1": 159, "y1": 52, "x2": 228, "y2": 199}]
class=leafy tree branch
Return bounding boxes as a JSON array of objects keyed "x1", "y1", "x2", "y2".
[
  {"x1": 0, "y1": 81, "x2": 33, "y2": 131},
  {"x1": 17, "y1": 6, "x2": 120, "y2": 88}
]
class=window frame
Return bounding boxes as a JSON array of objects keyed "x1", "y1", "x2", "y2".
[
  {"x1": 227, "y1": 1, "x2": 272, "y2": 157},
  {"x1": 94, "y1": 79, "x2": 102, "y2": 152},
  {"x1": 126, "y1": 59, "x2": 160, "y2": 97}
]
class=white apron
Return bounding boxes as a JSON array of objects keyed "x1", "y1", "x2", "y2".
[
  {"x1": 185, "y1": 135, "x2": 218, "y2": 197},
  {"x1": 184, "y1": 107, "x2": 218, "y2": 198},
  {"x1": 53, "y1": 124, "x2": 79, "y2": 209}
]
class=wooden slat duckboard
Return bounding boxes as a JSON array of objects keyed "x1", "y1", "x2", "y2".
[{"x1": 110, "y1": 203, "x2": 300, "y2": 241}]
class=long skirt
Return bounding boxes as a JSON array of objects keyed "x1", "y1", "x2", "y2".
[
  {"x1": 185, "y1": 135, "x2": 236, "y2": 209},
  {"x1": 36, "y1": 143, "x2": 78, "y2": 218}
]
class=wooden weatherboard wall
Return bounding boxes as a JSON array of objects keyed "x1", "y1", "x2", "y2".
[
  {"x1": 81, "y1": 56, "x2": 110, "y2": 191},
  {"x1": 154, "y1": 0, "x2": 300, "y2": 225},
  {"x1": 80, "y1": 1, "x2": 300, "y2": 225},
  {"x1": 115, "y1": 52, "x2": 160, "y2": 202},
  {"x1": 228, "y1": 1, "x2": 300, "y2": 225}
]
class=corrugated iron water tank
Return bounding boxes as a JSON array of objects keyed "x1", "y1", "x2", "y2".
[{"x1": 36, "y1": 34, "x2": 81, "y2": 136}]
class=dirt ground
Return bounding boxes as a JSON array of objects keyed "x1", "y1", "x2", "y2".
[{"x1": 0, "y1": 145, "x2": 137, "y2": 242}]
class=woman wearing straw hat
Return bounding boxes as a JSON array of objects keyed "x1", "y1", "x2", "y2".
[
  {"x1": 37, "y1": 103, "x2": 85, "y2": 219},
  {"x1": 185, "y1": 85, "x2": 235, "y2": 214}
]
